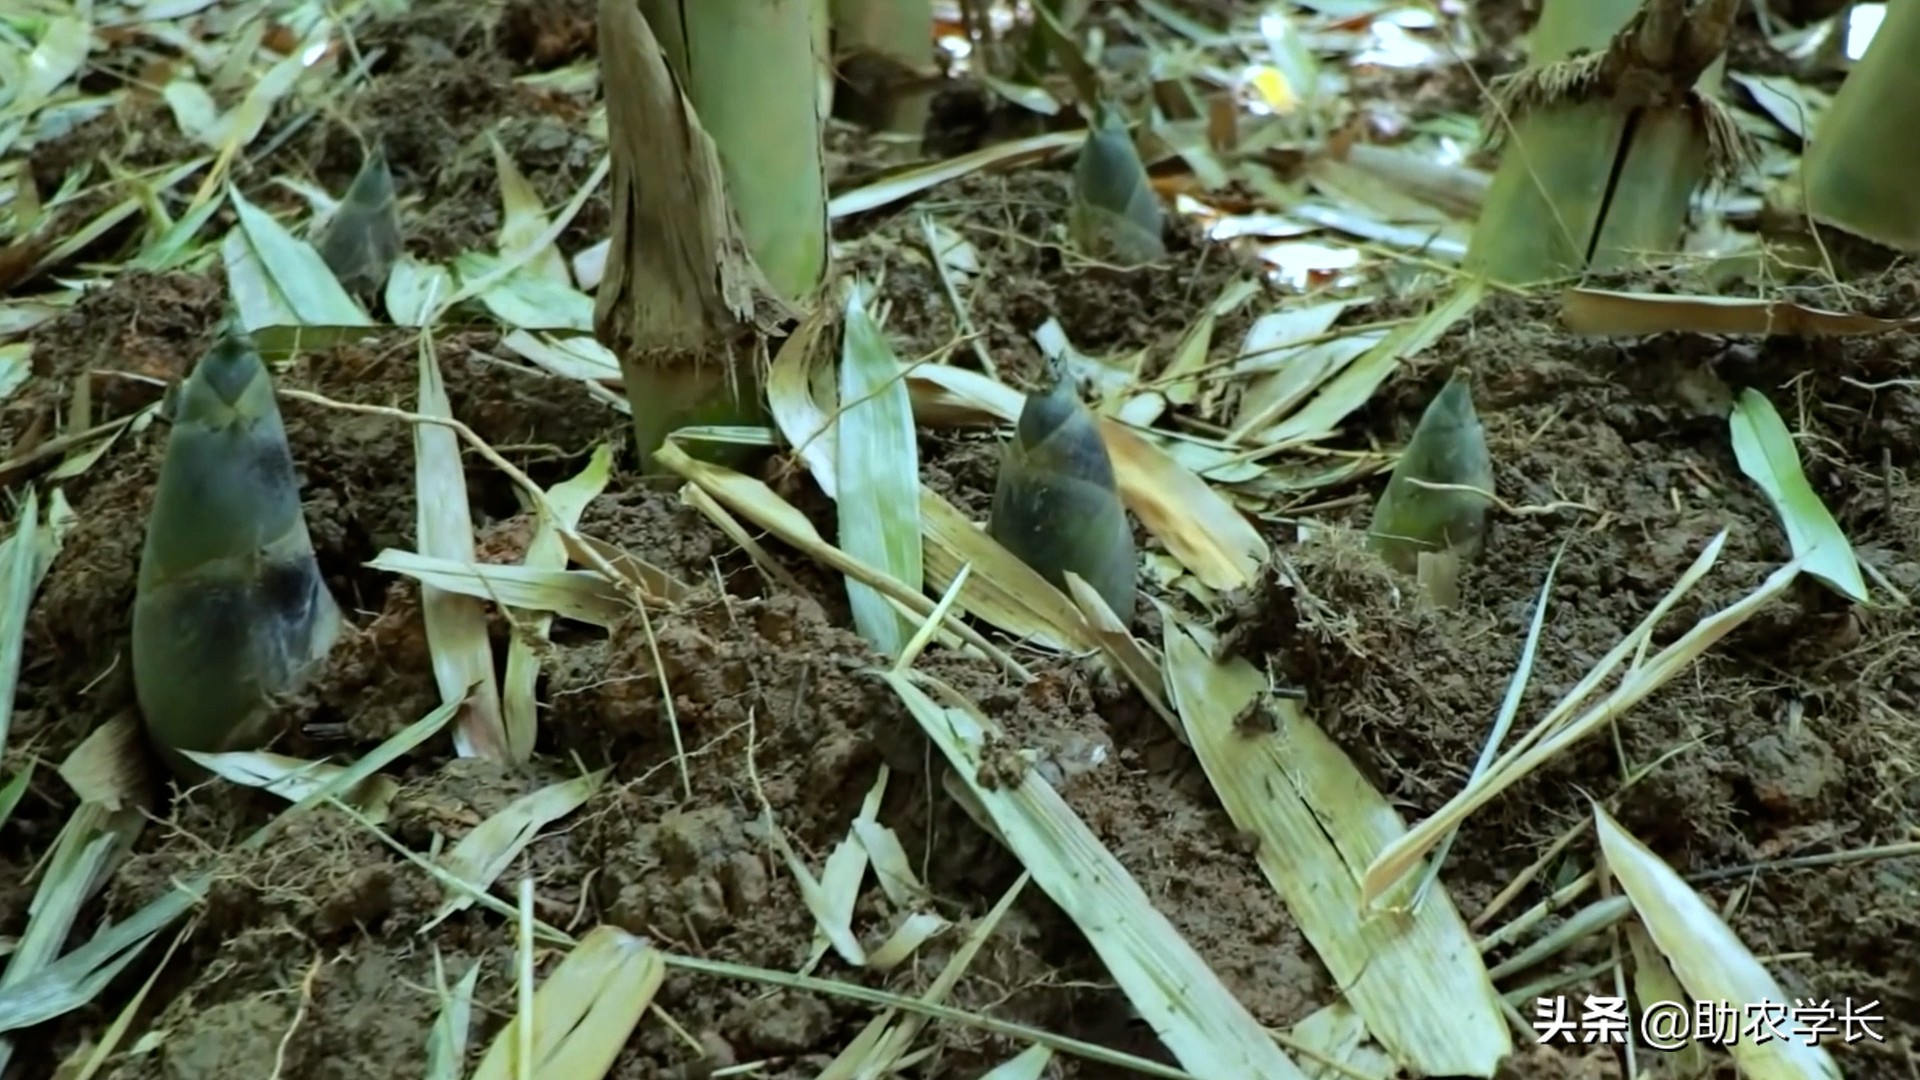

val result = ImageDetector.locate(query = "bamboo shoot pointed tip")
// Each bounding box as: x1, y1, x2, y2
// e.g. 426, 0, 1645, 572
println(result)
320, 141, 403, 296
1370, 372, 1495, 581
991, 373, 1136, 622
187, 326, 270, 414
1070, 116, 1165, 265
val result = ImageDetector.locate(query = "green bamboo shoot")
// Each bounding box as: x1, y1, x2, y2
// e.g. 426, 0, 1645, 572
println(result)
1801, 0, 1920, 250
1465, 0, 1742, 285
1070, 110, 1166, 266
639, 0, 829, 306
1369, 372, 1494, 579
317, 142, 401, 297
989, 364, 1137, 623
133, 324, 342, 759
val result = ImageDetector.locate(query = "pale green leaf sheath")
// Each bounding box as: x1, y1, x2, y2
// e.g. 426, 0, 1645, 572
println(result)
133, 326, 343, 759
989, 368, 1137, 623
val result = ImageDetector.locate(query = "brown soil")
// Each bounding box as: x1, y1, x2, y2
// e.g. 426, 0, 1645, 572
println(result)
3, 0, 1916, 1079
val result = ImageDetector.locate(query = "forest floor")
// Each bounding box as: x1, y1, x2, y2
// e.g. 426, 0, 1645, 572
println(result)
1, 0, 1917, 1078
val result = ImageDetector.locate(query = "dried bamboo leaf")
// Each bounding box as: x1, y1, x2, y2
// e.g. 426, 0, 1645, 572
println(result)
1064, 574, 1181, 736
504, 445, 615, 761
0, 717, 149, 1072
415, 334, 506, 759
1258, 278, 1483, 449
879, 670, 1310, 1078
919, 491, 1096, 652
764, 302, 841, 491
560, 532, 693, 604
1562, 288, 1917, 337
1596, 807, 1842, 1080
827, 131, 1086, 218
470, 926, 664, 1080
655, 442, 1029, 679
766, 308, 1092, 650
430, 771, 606, 925
837, 283, 923, 656
181, 750, 397, 823
0, 700, 462, 1036
1229, 301, 1377, 442
798, 769, 887, 973
370, 550, 630, 628
1162, 620, 1509, 1077
1623, 920, 1710, 1076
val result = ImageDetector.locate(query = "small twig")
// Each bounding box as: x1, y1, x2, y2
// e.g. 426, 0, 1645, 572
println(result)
1405, 477, 1599, 519
1688, 840, 1920, 885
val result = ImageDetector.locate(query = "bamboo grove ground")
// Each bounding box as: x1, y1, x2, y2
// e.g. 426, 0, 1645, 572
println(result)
2, 0, 1917, 1077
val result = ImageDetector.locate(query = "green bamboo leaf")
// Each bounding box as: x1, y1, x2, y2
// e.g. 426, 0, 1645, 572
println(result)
1729, 388, 1866, 603
9, 15, 90, 112
454, 251, 594, 332
385, 255, 456, 328
225, 186, 370, 330
424, 952, 482, 1080
837, 283, 923, 657
0, 345, 29, 402
0, 490, 39, 759
133, 193, 222, 271
980, 1044, 1054, 1080
0, 766, 30, 832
